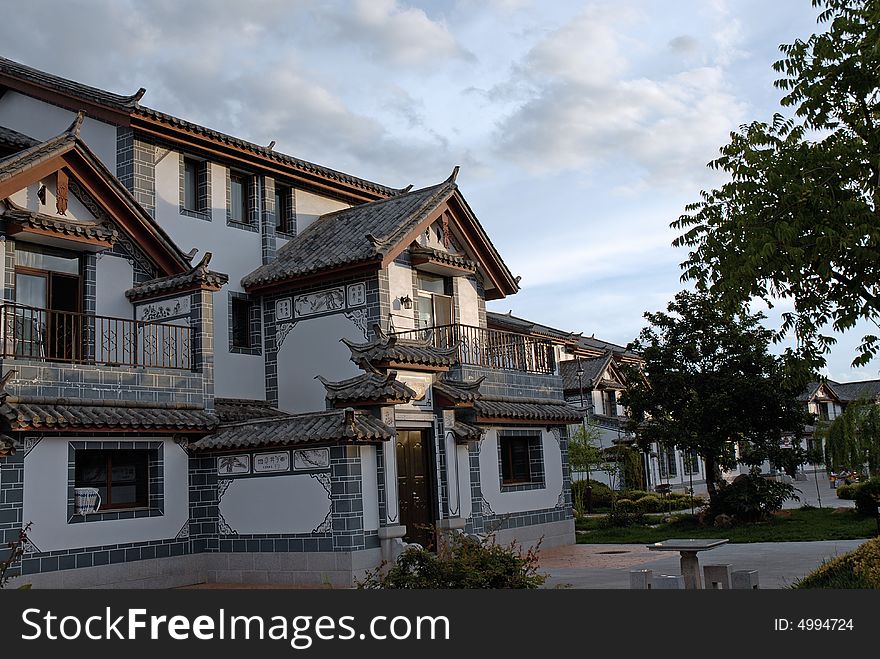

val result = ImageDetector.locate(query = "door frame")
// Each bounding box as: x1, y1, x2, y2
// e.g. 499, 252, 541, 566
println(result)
395, 425, 440, 549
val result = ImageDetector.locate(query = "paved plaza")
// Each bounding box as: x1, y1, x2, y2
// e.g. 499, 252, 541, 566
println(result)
539, 539, 867, 589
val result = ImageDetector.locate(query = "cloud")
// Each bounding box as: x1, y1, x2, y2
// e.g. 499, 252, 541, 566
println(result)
491, 7, 748, 188
668, 35, 700, 54
314, 0, 474, 67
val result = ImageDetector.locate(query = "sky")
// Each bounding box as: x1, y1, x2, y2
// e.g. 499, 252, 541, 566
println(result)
1, 0, 874, 382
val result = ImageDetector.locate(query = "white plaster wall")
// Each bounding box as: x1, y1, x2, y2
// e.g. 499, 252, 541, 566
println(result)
479, 428, 564, 514
277, 312, 365, 413
361, 446, 379, 531
294, 189, 349, 234
387, 261, 415, 330
0, 91, 117, 168
8, 174, 98, 222
153, 155, 265, 400
218, 474, 331, 534
22, 437, 189, 552
457, 445, 472, 519
456, 277, 480, 327
95, 253, 135, 319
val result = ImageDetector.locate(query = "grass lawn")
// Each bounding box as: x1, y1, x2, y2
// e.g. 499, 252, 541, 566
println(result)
575, 508, 878, 544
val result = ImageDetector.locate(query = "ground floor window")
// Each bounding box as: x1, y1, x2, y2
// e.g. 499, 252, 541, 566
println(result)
498, 431, 545, 489
658, 444, 677, 479
683, 449, 700, 475
74, 449, 149, 509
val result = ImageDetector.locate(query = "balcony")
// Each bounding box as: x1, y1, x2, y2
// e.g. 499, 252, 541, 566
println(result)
0, 303, 192, 371
390, 323, 556, 374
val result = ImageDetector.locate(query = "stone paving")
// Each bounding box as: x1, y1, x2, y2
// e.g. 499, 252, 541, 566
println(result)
539, 539, 868, 589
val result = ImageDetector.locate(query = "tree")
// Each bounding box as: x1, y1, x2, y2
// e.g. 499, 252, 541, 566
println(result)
567, 423, 605, 515
673, 0, 880, 367
821, 398, 880, 476
620, 291, 812, 505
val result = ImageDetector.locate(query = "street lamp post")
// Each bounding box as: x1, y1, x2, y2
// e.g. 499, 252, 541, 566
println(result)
576, 358, 592, 514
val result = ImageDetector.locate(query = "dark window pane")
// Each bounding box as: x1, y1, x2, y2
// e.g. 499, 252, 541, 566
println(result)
184, 159, 198, 210
275, 185, 290, 232
75, 449, 148, 509
501, 437, 532, 484
232, 298, 251, 348
231, 173, 249, 223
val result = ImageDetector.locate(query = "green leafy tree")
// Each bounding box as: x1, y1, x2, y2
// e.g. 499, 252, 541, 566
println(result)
673, 0, 880, 367
821, 398, 880, 476
621, 291, 812, 505
568, 423, 605, 515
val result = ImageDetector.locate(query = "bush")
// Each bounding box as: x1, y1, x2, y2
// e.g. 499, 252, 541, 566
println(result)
853, 478, 880, 517
635, 494, 663, 513
836, 482, 858, 500
709, 471, 798, 522
571, 479, 614, 512
599, 508, 645, 528
621, 489, 650, 501
615, 498, 639, 514
356, 532, 546, 589
792, 537, 880, 589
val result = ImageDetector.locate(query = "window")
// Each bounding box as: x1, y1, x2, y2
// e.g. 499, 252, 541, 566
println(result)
500, 436, 532, 484
683, 449, 700, 475
230, 171, 250, 223
183, 157, 200, 211
817, 402, 830, 421
416, 272, 453, 338
275, 184, 292, 233
602, 390, 618, 417
658, 445, 677, 479
75, 449, 149, 510
231, 297, 252, 348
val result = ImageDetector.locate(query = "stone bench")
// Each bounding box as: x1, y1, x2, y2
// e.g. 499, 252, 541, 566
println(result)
651, 574, 685, 589
732, 569, 760, 589
629, 569, 653, 589
703, 563, 732, 589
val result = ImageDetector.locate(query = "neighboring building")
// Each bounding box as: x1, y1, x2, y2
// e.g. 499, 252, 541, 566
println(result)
486, 311, 706, 493
0, 57, 580, 588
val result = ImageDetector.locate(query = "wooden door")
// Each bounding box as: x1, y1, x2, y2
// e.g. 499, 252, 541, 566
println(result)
396, 430, 435, 549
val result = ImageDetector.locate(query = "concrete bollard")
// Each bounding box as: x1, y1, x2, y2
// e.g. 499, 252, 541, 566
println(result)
703, 564, 732, 589
629, 569, 653, 589
651, 574, 684, 589
732, 569, 760, 589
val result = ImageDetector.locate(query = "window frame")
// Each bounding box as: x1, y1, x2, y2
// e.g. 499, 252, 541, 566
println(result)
498, 431, 545, 490
229, 170, 251, 225
231, 296, 252, 349
74, 449, 150, 510
275, 182, 293, 234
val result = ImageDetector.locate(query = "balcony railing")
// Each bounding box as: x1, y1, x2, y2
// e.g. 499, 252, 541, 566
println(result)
0, 303, 192, 370
390, 323, 556, 374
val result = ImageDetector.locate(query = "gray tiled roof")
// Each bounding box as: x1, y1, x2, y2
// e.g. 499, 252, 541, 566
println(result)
486, 311, 640, 359
409, 244, 477, 272
0, 57, 398, 198
474, 397, 583, 423
2, 199, 117, 245
318, 371, 416, 405
343, 329, 458, 370
0, 125, 38, 151
125, 252, 228, 301
214, 398, 290, 423
190, 408, 394, 451
0, 397, 218, 432
449, 420, 484, 442
433, 376, 484, 403
0, 127, 76, 185
559, 355, 612, 392
242, 177, 456, 289
827, 379, 880, 402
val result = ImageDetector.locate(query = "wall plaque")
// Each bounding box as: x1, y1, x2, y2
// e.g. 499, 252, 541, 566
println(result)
294, 287, 345, 318
217, 455, 249, 475
136, 295, 191, 322
347, 282, 366, 307
293, 448, 330, 470
275, 298, 293, 321
254, 451, 290, 473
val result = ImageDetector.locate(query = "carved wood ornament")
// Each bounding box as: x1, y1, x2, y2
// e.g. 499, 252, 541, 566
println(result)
441, 213, 450, 248
56, 169, 69, 215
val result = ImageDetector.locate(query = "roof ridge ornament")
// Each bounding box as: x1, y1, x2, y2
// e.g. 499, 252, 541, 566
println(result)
66, 110, 86, 138
446, 165, 460, 183
131, 87, 147, 105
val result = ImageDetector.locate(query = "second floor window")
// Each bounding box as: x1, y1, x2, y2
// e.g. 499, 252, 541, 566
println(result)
231, 297, 252, 348
230, 171, 251, 224
603, 390, 618, 417
818, 402, 830, 421
275, 184, 292, 233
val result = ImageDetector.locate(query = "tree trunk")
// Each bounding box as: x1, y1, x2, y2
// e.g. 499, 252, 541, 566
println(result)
703, 453, 720, 506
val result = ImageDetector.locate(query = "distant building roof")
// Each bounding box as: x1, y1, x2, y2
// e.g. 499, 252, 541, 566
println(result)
827, 379, 880, 402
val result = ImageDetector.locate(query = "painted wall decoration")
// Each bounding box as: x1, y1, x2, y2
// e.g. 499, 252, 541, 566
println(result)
275, 298, 293, 321
254, 451, 290, 473
136, 295, 191, 322
217, 455, 250, 475
347, 282, 366, 307
344, 309, 370, 339
293, 448, 330, 470
218, 473, 332, 535
294, 287, 345, 318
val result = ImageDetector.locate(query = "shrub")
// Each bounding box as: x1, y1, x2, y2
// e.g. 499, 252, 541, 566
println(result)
622, 489, 650, 501
356, 532, 546, 589
635, 494, 663, 513
599, 508, 645, 528
836, 483, 858, 500
853, 478, 880, 517
615, 498, 639, 514
792, 537, 880, 589
571, 480, 614, 513
709, 471, 798, 522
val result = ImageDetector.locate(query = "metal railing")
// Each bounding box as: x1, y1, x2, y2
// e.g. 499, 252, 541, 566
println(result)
390, 323, 556, 374
0, 303, 192, 370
